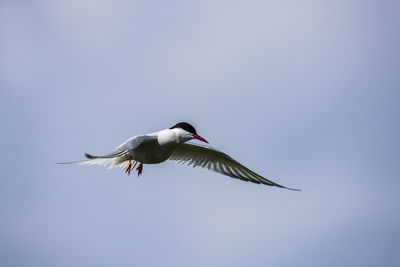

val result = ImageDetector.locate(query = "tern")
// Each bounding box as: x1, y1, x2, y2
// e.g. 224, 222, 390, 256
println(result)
60, 122, 300, 190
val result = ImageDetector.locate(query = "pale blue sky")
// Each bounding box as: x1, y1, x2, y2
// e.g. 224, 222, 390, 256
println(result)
1, 0, 399, 266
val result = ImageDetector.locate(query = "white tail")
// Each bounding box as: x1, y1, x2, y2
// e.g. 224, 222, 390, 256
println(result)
58, 154, 137, 171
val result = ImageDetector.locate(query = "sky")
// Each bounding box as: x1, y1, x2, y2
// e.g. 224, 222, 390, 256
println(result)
1, 0, 399, 266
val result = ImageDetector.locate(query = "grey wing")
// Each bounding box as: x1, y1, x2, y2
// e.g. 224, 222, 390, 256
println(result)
85, 135, 155, 159
168, 143, 300, 191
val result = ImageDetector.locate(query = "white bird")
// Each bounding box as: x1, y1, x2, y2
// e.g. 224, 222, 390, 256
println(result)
60, 122, 300, 190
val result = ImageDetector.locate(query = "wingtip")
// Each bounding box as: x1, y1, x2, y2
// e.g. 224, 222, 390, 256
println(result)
283, 186, 302, 191
273, 183, 301, 191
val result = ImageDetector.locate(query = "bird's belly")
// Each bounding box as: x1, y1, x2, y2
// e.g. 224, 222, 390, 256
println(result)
132, 142, 174, 164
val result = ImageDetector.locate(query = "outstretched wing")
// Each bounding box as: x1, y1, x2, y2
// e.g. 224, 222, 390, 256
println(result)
167, 143, 300, 190
58, 135, 155, 170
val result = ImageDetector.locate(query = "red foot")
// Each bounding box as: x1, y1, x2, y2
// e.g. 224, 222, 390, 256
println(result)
125, 156, 132, 175
136, 163, 143, 177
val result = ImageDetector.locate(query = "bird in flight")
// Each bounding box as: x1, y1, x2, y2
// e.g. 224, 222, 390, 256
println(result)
60, 122, 300, 190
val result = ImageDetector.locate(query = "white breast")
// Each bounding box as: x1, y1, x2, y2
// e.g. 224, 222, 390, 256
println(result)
129, 129, 178, 164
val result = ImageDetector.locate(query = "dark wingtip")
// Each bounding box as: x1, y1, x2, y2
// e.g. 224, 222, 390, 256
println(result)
84, 153, 96, 159
281, 186, 302, 191
272, 183, 301, 191
286, 187, 302, 191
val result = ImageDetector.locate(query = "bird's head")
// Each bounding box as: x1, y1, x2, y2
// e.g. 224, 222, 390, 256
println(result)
169, 122, 208, 144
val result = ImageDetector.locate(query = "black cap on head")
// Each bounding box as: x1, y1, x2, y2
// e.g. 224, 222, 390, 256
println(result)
170, 122, 197, 135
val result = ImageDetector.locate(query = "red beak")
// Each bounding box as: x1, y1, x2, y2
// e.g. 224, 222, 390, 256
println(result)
193, 135, 209, 143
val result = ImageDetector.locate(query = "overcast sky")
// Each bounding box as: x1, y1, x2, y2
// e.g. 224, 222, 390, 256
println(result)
1, 0, 399, 266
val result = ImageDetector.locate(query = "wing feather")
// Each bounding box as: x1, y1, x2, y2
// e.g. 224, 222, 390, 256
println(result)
168, 143, 300, 190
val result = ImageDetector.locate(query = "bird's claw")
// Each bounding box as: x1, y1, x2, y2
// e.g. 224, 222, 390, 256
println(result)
136, 163, 143, 177
125, 156, 132, 175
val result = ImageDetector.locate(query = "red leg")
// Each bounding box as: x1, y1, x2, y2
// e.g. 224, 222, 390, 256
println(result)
125, 156, 132, 175
136, 163, 143, 177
